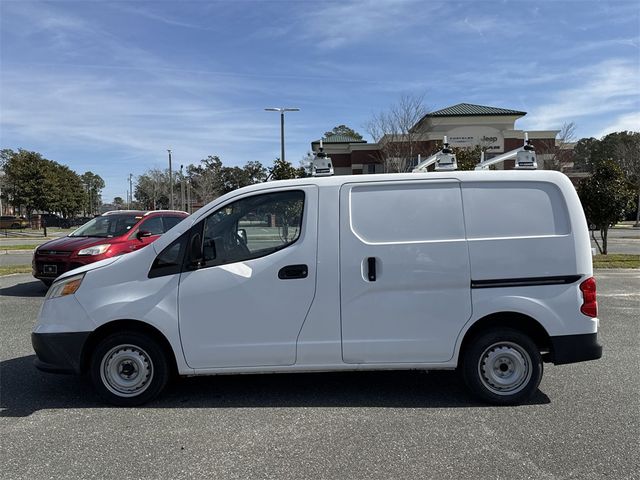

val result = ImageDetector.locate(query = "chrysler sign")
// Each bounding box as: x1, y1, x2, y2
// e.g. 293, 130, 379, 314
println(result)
447, 127, 504, 152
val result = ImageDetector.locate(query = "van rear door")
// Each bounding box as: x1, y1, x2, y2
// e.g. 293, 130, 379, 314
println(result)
339, 179, 472, 364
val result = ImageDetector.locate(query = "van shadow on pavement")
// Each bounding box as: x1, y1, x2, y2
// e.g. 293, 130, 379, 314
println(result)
0, 280, 47, 298
0, 355, 550, 416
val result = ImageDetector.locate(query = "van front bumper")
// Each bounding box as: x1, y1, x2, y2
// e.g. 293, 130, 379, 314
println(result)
549, 333, 602, 365
32, 332, 90, 374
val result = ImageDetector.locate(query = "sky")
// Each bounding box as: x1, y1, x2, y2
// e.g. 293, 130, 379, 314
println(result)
1, 0, 639, 202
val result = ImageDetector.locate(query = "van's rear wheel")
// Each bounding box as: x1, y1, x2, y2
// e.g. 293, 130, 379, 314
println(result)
462, 328, 542, 405
89, 332, 169, 406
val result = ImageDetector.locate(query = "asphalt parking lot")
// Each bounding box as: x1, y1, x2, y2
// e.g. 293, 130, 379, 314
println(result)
1, 271, 639, 480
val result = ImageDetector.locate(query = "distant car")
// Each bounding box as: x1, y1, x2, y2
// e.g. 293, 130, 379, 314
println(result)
33, 210, 188, 286
40, 214, 70, 228
0, 215, 29, 229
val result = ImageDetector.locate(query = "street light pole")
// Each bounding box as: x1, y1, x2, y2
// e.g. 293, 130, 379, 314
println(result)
265, 107, 299, 163
168, 149, 174, 210
187, 182, 191, 214
180, 165, 185, 212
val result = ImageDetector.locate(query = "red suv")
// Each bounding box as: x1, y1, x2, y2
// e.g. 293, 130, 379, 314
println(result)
33, 210, 188, 286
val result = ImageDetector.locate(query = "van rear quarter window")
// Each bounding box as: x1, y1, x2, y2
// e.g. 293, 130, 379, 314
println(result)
348, 182, 465, 243
462, 181, 571, 238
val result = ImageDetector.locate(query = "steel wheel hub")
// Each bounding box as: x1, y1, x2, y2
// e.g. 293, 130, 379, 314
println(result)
479, 342, 532, 396
100, 344, 153, 398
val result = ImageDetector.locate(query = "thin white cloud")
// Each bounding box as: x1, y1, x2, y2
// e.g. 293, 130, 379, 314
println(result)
297, 0, 442, 49
105, 3, 211, 31
0, 67, 277, 162
455, 16, 500, 37
596, 112, 640, 138
558, 37, 639, 57
522, 59, 640, 130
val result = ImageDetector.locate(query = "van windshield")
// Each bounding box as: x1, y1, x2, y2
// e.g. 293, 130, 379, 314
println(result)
69, 214, 141, 238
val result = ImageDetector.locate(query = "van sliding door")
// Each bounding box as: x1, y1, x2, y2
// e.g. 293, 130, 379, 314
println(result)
339, 180, 472, 364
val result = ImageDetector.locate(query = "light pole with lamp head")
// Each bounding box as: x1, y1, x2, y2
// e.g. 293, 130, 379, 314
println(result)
264, 107, 299, 163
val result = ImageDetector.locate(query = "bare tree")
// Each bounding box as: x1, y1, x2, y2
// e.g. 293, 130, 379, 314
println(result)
135, 169, 171, 210
544, 122, 577, 171
186, 156, 223, 204
366, 94, 430, 173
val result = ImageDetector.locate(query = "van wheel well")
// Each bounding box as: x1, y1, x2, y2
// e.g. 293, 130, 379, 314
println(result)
459, 312, 551, 366
81, 320, 178, 376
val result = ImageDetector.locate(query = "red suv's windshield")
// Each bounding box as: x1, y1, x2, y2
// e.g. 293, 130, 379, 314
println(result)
69, 214, 141, 238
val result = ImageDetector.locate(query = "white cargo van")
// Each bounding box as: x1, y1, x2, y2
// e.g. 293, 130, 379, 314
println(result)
32, 171, 601, 406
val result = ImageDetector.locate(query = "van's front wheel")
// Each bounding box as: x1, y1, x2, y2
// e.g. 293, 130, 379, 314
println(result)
89, 332, 169, 406
462, 328, 542, 405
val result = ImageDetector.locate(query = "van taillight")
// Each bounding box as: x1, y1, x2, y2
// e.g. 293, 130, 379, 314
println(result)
579, 277, 598, 317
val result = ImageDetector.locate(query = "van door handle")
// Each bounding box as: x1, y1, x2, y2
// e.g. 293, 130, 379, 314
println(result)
278, 264, 308, 280
367, 257, 376, 281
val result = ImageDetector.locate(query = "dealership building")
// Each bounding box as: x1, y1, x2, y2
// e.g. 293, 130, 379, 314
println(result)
310, 103, 560, 175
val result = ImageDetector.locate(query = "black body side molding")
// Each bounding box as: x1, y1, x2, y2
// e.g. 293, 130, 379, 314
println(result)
471, 275, 582, 289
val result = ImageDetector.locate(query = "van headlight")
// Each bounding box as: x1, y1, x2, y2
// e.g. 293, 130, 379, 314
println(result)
47, 273, 85, 299
78, 244, 110, 256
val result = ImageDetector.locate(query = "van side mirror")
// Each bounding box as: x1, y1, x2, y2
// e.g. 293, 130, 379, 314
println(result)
189, 233, 204, 267
136, 230, 152, 240
237, 228, 247, 243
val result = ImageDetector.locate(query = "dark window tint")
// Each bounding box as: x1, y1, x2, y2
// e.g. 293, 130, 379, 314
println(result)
163, 216, 183, 232
140, 216, 164, 235
148, 231, 189, 278
199, 190, 304, 267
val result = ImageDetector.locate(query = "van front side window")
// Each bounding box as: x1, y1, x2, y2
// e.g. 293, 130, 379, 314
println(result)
201, 190, 304, 266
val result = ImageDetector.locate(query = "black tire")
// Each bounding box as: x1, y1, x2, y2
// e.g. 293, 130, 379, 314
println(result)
461, 328, 543, 405
89, 331, 169, 407
11, 223, 20, 229
41, 279, 53, 288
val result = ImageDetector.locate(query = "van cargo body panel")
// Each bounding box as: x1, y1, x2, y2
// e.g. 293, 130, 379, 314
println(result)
468, 280, 598, 337
467, 236, 578, 280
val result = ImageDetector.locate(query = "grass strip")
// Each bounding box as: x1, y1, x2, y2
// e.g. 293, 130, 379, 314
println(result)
593, 254, 640, 269
0, 265, 32, 276
0, 245, 37, 250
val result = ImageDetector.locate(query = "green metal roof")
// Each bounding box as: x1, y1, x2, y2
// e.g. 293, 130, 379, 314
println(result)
312, 134, 367, 144
428, 103, 527, 117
